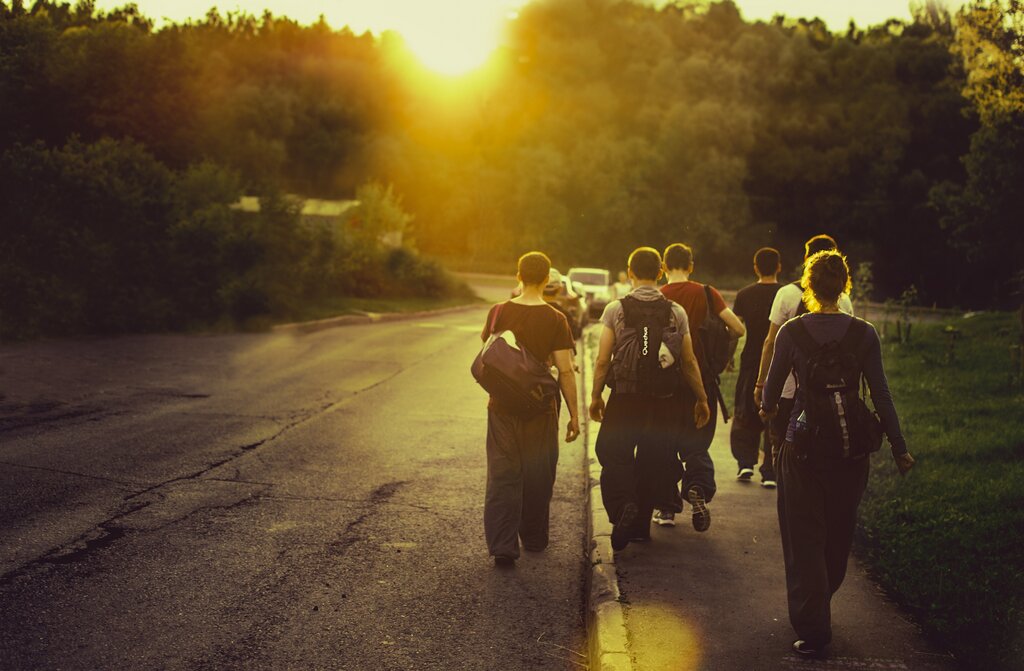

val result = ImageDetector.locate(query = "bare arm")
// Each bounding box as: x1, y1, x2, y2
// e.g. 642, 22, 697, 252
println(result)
719, 307, 745, 338
754, 321, 782, 407
553, 348, 580, 442
589, 326, 616, 422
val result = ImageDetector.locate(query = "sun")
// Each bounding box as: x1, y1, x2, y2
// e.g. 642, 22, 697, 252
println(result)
388, 3, 509, 76
402, 25, 500, 76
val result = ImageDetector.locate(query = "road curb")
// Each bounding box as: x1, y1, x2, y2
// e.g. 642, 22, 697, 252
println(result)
581, 328, 634, 671
270, 302, 484, 335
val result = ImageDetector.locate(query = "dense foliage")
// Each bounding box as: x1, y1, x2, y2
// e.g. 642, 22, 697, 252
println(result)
1, 0, 1021, 338
392, 0, 1023, 308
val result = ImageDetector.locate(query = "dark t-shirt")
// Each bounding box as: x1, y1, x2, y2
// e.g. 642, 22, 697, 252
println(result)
660, 281, 727, 365
733, 282, 782, 368
481, 301, 575, 414
481, 301, 575, 363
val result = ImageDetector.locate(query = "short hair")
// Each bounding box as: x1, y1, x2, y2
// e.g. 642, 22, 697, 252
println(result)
754, 247, 780, 276
801, 250, 852, 311
804, 234, 838, 259
663, 243, 693, 271
628, 247, 662, 281
518, 251, 551, 285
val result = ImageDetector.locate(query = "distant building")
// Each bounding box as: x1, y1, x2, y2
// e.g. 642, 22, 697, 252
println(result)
231, 196, 404, 248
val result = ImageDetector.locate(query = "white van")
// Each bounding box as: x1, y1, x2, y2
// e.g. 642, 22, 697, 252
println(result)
567, 267, 612, 317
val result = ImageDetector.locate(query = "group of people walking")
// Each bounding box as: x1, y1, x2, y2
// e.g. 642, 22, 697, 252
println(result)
476, 235, 915, 659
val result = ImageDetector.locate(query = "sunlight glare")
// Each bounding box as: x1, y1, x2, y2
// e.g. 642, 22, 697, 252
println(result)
389, 2, 508, 76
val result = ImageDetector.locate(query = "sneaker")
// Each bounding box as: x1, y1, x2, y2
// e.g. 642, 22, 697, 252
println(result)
688, 487, 711, 532
736, 468, 754, 482
792, 640, 826, 658
653, 510, 676, 527
611, 502, 638, 551
493, 556, 516, 568
761, 479, 777, 489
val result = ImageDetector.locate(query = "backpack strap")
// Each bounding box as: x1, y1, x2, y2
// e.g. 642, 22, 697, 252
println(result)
838, 318, 868, 354
621, 294, 671, 326
703, 284, 715, 314
787, 315, 819, 356
620, 294, 638, 325
791, 281, 810, 316
788, 314, 867, 356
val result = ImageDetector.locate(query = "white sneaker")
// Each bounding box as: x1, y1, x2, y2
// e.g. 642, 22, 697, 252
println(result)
761, 479, 777, 489
736, 468, 754, 482
653, 510, 676, 527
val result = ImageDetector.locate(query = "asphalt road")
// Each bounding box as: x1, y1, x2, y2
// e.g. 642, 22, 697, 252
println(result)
0, 303, 589, 670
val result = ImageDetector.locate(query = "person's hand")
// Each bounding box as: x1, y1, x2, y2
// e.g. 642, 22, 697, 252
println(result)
753, 385, 764, 408
589, 397, 606, 423
694, 399, 711, 429
565, 416, 580, 442
759, 406, 777, 422
896, 452, 915, 476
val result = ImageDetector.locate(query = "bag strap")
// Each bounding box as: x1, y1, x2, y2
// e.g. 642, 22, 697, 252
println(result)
487, 302, 505, 337
792, 281, 809, 316
838, 318, 868, 353
703, 284, 715, 317
787, 316, 819, 356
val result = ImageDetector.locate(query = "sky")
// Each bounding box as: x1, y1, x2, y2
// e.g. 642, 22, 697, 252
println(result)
94, 0, 962, 73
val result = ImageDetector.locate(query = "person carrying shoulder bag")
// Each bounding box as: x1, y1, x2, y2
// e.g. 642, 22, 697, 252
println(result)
476, 251, 580, 567
759, 250, 915, 659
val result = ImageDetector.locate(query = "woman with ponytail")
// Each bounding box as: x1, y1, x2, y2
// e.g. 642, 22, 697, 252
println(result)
759, 250, 915, 658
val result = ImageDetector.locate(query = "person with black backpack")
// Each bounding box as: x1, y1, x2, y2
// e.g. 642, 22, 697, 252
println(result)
759, 250, 915, 659
754, 235, 853, 483
590, 247, 711, 551
652, 243, 745, 531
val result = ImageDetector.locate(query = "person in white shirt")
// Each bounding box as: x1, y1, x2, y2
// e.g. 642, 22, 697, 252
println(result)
754, 235, 854, 462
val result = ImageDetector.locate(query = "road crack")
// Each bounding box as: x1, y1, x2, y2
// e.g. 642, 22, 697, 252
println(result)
0, 461, 139, 487
326, 481, 409, 558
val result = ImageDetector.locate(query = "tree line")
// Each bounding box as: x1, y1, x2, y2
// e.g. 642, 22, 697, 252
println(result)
0, 0, 1021, 338
400, 0, 1022, 308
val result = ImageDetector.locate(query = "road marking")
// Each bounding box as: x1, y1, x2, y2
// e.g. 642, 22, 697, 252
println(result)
414, 322, 447, 329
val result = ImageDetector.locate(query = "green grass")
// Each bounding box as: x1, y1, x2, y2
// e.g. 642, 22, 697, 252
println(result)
857, 312, 1024, 670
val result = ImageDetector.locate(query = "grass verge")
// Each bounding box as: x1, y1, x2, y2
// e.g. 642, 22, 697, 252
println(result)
857, 312, 1024, 670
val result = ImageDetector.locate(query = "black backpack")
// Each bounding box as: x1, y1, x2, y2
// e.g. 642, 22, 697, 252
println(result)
698, 284, 731, 377
789, 316, 883, 459
608, 296, 682, 398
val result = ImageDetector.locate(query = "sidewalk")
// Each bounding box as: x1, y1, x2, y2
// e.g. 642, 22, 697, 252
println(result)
583, 375, 956, 669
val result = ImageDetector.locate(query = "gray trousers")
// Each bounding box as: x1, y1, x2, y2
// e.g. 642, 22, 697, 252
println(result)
776, 442, 869, 645
484, 407, 559, 559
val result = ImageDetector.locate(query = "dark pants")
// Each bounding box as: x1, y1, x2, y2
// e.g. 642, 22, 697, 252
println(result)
594, 393, 684, 527
730, 362, 774, 479
484, 407, 559, 559
769, 396, 796, 463
776, 442, 869, 646
672, 381, 718, 504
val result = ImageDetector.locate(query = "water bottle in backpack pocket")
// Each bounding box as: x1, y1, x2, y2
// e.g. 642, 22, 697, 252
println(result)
789, 316, 884, 460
